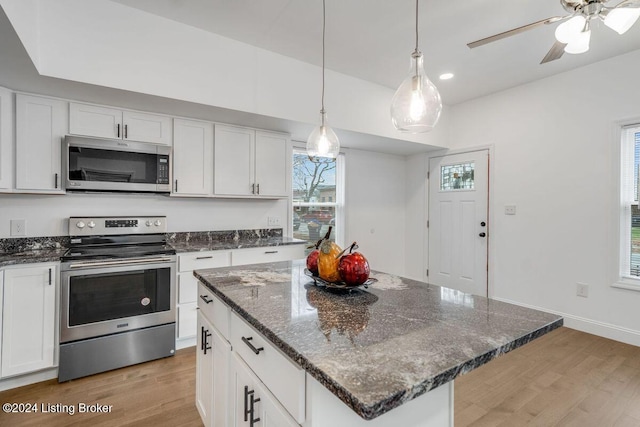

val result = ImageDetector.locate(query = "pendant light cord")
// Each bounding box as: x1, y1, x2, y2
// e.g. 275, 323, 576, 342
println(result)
415, 0, 419, 53
321, 0, 326, 119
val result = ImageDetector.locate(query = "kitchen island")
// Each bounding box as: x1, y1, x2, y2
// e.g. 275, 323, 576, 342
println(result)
194, 260, 562, 426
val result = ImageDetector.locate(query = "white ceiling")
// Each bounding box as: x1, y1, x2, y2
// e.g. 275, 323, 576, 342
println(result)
111, 0, 640, 105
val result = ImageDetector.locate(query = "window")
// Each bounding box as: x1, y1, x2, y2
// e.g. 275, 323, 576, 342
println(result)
292, 147, 344, 254
619, 125, 640, 285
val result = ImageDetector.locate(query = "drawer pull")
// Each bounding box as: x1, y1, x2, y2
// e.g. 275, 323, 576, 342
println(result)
242, 336, 264, 355
199, 295, 213, 304
196, 255, 214, 260
264, 250, 278, 254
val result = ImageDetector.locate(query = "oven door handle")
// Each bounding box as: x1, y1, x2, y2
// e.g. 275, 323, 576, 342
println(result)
67, 257, 174, 269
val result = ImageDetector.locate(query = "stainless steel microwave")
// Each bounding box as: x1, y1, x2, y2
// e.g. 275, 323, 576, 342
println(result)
63, 136, 171, 193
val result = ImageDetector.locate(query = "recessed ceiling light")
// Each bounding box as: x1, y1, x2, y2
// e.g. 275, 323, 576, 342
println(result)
439, 73, 454, 80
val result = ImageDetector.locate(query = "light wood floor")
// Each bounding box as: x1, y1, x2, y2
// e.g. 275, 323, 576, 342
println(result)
1, 328, 639, 426
0, 348, 203, 427
455, 327, 640, 426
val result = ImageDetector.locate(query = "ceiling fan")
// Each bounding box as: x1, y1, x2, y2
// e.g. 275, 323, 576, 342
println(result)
467, 0, 640, 64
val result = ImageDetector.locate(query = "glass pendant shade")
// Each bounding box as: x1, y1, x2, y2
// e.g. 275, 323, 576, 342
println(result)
307, 110, 339, 159
604, 7, 640, 35
391, 52, 442, 133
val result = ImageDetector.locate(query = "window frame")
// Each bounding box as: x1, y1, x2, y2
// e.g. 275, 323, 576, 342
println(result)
291, 143, 345, 249
614, 123, 640, 291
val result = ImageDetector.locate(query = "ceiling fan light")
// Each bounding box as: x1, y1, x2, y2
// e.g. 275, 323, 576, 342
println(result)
391, 52, 442, 133
564, 29, 591, 54
604, 7, 640, 35
555, 15, 586, 43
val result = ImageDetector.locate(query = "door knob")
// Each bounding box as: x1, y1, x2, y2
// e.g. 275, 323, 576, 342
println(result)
480, 221, 486, 227
479, 232, 486, 237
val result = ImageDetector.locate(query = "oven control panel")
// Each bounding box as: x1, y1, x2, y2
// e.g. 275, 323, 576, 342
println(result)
69, 216, 167, 236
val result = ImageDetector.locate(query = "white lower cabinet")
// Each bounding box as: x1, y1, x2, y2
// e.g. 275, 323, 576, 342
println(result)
231, 352, 299, 427
196, 310, 231, 427
231, 245, 305, 267
1, 263, 57, 378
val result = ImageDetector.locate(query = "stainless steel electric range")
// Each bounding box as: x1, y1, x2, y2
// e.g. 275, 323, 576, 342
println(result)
58, 216, 176, 382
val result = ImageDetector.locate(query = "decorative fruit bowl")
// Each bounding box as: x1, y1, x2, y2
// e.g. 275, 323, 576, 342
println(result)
304, 269, 377, 291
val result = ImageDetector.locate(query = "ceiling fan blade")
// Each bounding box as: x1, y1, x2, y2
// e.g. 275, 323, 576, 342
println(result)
468, 16, 567, 49
540, 41, 567, 64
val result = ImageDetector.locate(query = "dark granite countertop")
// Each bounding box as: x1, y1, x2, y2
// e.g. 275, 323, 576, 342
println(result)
0, 229, 304, 267
194, 260, 563, 421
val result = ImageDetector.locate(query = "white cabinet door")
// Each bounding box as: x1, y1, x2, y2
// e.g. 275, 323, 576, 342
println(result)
173, 118, 213, 196
214, 125, 255, 196
0, 87, 13, 190
69, 102, 172, 145
231, 353, 298, 427
1, 264, 57, 378
69, 102, 122, 139
197, 311, 231, 427
15, 94, 67, 193
123, 110, 172, 145
255, 131, 289, 197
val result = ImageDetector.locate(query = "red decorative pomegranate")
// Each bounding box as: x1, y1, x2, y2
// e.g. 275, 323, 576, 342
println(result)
337, 242, 370, 286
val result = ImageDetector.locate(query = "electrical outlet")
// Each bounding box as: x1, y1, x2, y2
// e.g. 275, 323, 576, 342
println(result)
505, 205, 517, 215
10, 219, 26, 236
576, 283, 589, 298
267, 217, 281, 227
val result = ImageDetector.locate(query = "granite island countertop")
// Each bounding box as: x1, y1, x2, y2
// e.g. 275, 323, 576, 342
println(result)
194, 260, 563, 421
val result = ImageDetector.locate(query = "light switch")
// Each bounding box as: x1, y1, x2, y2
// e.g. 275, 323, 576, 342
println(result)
505, 205, 516, 215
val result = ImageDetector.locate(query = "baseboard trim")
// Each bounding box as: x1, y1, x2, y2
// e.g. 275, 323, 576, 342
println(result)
492, 297, 640, 347
0, 368, 58, 392
176, 336, 196, 350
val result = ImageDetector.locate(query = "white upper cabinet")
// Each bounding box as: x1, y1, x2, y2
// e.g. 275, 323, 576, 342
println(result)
214, 125, 254, 196
173, 118, 214, 196
69, 102, 172, 145
0, 87, 13, 191
255, 131, 289, 197
15, 94, 67, 193
1, 264, 57, 378
214, 125, 288, 198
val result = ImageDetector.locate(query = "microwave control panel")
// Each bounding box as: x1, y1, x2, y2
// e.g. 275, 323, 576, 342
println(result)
157, 156, 170, 184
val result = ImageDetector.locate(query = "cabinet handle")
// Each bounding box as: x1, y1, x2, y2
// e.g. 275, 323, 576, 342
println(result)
196, 255, 213, 260
174, 179, 178, 192
200, 326, 205, 351
264, 250, 278, 254
54, 173, 59, 189
244, 386, 253, 422
199, 294, 213, 304
117, 123, 120, 138
252, 183, 255, 194
256, 183, 260, 195
250, 393, 261, 427
124, 124, 128, 139
200, 326, 212, 354
242, 336, 264, 355
48, 268, 52, 285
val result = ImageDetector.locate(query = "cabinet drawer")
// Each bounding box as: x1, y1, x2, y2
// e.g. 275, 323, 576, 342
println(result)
178, 303, 198, 338
178, 251, 231, 272
231, 245, 305, 266
197, 283, 230, 341
178, 273, 198, 304
230, 312, 305, 423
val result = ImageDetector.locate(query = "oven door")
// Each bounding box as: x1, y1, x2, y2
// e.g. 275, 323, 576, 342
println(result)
60, 257, 176, 343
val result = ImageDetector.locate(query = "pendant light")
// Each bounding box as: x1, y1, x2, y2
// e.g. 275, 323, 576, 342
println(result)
307, 0, 339, 159
391, 0, 442, 133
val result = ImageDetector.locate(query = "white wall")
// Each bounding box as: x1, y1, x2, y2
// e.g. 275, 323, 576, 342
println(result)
0, 193, 288, 238
427, 49, 640, 345
0, 0, 438, 149
345, 149, 407, 276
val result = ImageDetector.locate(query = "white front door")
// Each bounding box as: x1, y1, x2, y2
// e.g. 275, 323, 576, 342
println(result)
428, 150, 489, 296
